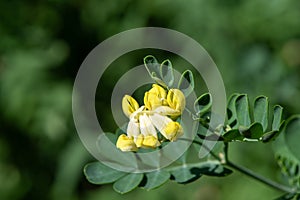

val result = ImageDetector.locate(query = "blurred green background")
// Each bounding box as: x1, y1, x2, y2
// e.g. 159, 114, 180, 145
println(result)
1, 0, 300, 199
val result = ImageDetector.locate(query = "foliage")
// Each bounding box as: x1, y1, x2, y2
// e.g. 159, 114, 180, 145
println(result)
84, 56, 300, 199
1, 0, 300, 200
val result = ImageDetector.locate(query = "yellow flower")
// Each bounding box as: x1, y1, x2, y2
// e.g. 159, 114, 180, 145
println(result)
144, 84, 168, 110
117, 85, 185, 152
162, 121, 183, 142
149, 113, 183, 142
143, 135, 161, 148
167, 89, 186, 113
116, 134, 138, 151
135, 134, 144, 148
139, 113, 160, 148
122, 95, 139, 118
126, 118, 140, 139
152, 105, 181, 119
135, 134, 160, 148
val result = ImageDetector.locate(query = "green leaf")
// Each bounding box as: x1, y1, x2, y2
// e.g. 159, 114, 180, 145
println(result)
285, 116, 300, 161
170, 165, 201, 184
235, 94, 251, 127
227, 93, 239, 128
160, 59, 174, 88
142, 170, 170, 191
106, 132, 119, 144
225, 94, 286, 143
113, 173, 144, 194
178, 70, 194, 97
223, 129, 243, 142
239, 123, 264, 139
191, 163, 233, 177
262, 120, 285, 143
144, 55, 159, 76
169, 161, 231, 184
273, 121, 300, 188
254, 96, 269, 132
194, 93, 212, 116
262, 106, 284, 142
275, 193, 300, 200
84, 162, 127, 184
273, 105, 284, 131
262, 130, 281, 143
144, 55, 167, 88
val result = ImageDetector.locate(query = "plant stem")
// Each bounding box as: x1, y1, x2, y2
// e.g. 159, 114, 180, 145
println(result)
178, 138, 221, 161
182, 137, 298, 194
223, 142, 297, 194
225, 160, 296, 194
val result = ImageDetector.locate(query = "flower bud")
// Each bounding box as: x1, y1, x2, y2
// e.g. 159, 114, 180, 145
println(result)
122, 95, 139, 118
167, 89, 185, 114
142, 135, 160, 148
162, 121, 183, 141
144, 84, 167, 110
116, 134, 138, 151
149, 113, 184, 141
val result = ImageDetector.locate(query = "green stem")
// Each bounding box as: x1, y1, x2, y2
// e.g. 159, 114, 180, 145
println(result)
182, 136, 298, 194
178, 138, 221, 161
225, 160, 296, 194
223, 142, 297, 194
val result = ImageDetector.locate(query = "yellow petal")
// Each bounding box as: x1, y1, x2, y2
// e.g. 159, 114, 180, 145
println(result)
149, 113, 172, 135
116, 134, 138, 151
153, 106, 181, 119
152, 84, 167, 98
167, 89, 185, 114
135, 134, 144, 148
142, 135, 160, 148
162, 121, 183, 141
122, 95, 139, 118
144, 84, 167, 110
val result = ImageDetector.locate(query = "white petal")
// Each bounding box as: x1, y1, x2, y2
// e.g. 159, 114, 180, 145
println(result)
127, 118, 140, 138
139, 113, 157, 137
130, 106, 145, 121
149, 113, 172, 138
153, 106, 180, 116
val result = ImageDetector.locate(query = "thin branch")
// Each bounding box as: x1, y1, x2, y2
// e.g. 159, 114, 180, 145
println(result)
197, 133, 224, 141
225, 160, 297, 194
178, 138, 221, 161
179, 136, 299, 194
224, 142, 298, 194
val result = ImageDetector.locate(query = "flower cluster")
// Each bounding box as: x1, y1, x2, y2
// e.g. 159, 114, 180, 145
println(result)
116, 84, 186, 152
